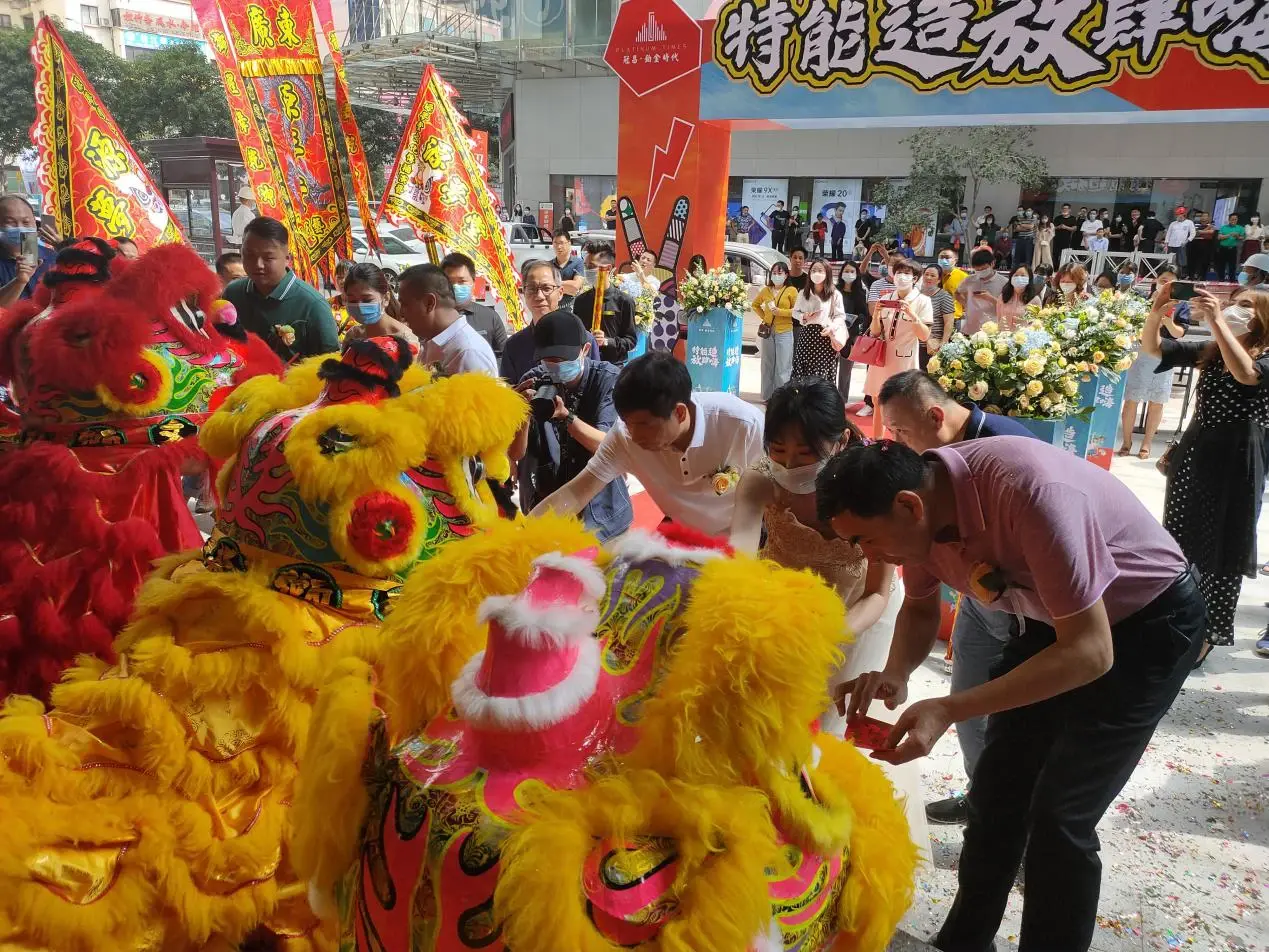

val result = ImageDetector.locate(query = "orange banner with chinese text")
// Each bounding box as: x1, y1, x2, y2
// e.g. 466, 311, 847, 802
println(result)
30, 17, 184, 249
377, 65, 522, 328
192, 0, 352, 281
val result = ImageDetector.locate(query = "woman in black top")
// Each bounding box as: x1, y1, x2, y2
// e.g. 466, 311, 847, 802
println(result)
834, 260, 870, 403
1143, 285, 1269, 663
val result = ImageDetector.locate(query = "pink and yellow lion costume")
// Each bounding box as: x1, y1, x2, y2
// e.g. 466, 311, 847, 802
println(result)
294, 520, 919, 952
0, 338, 525, 951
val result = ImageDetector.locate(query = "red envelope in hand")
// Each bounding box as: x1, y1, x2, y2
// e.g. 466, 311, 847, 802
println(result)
845, 714, 892, 751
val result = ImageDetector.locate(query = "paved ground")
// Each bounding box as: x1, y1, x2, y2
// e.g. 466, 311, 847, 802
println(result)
739, 355, 1269, 952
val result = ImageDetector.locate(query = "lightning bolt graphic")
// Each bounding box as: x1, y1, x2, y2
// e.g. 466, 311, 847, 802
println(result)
646, 118, 694, 215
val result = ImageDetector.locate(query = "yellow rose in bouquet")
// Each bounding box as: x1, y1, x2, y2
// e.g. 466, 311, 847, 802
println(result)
974, 348, 994, 368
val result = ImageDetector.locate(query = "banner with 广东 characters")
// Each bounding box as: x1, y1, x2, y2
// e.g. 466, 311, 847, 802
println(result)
191, 0, 357, 280
31, 17, 184, 249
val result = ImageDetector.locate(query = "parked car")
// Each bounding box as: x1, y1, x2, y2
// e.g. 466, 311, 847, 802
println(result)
350, 231, 431, 287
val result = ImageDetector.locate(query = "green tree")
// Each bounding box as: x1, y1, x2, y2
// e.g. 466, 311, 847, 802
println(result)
113, 44, 232, 154
0, 25, 123, 168
875, 126, 1049, 239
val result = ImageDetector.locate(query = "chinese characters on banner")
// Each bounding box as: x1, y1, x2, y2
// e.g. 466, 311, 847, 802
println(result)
191, 0, 355, 281
311, 0, 382, 252
378, 65, 522, 327
30, 17, 184, 248
715, 0, 1269, 94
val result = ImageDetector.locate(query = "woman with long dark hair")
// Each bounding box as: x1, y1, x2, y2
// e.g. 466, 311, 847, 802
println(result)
1142, 286, 1269, 664
791, 256, 846, 383
729, 377, 925, 850
995, 263, 1039, 330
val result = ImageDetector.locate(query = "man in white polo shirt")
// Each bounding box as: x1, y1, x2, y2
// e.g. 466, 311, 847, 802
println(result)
397, 263, 498, 376
532, 352, 763, 536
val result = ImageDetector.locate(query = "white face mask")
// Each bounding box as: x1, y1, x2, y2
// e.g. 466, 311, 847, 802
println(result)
893, 273, 913, 292
768, 457, 826, 495
810, 270, 827, 284
771, 273, 786, 287
1223, 304, 1251, 334
840, 271, 856, 284
1060, 282, 1077, 294
1011, 275, 1030, 289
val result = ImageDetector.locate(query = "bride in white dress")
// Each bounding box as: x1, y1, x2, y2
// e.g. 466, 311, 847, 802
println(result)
730, 377, 930, 862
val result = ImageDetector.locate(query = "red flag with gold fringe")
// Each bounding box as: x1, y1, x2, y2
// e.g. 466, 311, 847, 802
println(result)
312, 0, 382, 253
191, 0, 353, 282
31, 17, 184, 249
377, 65, 522, 328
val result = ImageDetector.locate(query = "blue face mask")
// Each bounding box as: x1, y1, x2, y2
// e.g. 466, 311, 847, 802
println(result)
1237, 270, 1250, 286
348, 301, 382, 325
1117, 273, 1133, 286
452, 283, 473, 304
546, 357, 584, 384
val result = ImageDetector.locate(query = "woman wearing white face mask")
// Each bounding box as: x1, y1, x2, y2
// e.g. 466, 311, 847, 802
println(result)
1142, 286, 1269, 665
1243, 213, 1265, 263
753, 261, 798, 400
994, 263, 1040, 331
864, 258, 932, 440
729, 378, 927, 851
791, 256, 847, 384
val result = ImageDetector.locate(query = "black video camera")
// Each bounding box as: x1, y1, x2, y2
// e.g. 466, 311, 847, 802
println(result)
528, 376, 558, 423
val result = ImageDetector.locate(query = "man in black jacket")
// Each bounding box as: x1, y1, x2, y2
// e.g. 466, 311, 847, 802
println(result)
572, 239, 637, 365
442, 251, 508, 362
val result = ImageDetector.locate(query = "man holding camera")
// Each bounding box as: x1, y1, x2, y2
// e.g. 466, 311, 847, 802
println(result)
510, 309, 631, 540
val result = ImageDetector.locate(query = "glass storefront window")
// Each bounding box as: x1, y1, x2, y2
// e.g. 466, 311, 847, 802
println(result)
1020, 177, 1262, 226
548, 174, 617, 231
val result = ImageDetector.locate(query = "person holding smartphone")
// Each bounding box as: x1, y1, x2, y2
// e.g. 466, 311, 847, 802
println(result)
1142, 282, 1269, 666
0, 196, 57, 308
864, 257, 932, 440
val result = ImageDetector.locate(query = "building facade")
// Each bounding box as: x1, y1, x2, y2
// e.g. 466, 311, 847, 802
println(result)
503, 0, 1269, 239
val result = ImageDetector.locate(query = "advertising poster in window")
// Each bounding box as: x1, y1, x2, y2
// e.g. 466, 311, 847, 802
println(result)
738, 178, 787, 247
811, 178, 861, 254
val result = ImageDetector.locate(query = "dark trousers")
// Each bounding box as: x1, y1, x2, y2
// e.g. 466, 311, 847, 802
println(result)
831, 237, 844, 259
813, 237, 825, 255
1188, 240, 1214, 279
1215, 244, 1240, 282
935, 568, 1205, 952
1011, 236, 1033, 269
836, 352, 854, 403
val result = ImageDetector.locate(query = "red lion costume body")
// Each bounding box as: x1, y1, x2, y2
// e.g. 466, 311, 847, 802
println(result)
0, 240, 280, 698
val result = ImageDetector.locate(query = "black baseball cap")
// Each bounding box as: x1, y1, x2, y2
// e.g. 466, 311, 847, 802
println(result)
533, 309, 589, 360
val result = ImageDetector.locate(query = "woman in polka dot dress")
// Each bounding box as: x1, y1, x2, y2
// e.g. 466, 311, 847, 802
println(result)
791, 258, 846, 385
1143, 285, 1269, 664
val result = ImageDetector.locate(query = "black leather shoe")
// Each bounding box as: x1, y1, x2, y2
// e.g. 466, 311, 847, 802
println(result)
925, 794, 969, 825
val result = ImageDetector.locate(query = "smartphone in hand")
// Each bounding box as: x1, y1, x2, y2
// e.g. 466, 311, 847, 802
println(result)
1169, 281, 1198, 301
19, 230, 38, 266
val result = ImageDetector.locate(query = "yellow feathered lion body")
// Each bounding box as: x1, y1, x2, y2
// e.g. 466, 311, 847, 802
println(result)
294, 524, 918, 952
0, 339, 526, 952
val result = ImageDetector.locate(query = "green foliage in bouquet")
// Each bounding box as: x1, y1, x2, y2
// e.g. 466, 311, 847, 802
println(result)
679, 266, 749, 318
928, 290, 1152, 419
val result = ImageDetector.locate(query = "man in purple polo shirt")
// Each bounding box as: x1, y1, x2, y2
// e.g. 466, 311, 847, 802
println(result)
816, 437, 1204, 952
878, 370, 1036, 826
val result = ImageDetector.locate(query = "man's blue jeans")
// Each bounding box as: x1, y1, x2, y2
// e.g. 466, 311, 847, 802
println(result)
950, 596, 1016, 781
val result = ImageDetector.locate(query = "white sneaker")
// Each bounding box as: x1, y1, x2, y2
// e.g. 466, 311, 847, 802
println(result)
857, 405, 873, 417
846, 400, 865, 412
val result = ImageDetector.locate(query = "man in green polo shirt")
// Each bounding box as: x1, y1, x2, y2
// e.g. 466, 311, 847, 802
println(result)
223, 216, 341, 362
1216, 212, 1246, 282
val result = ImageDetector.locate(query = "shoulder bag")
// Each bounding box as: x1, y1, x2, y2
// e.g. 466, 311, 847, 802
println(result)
848, 302, 897, 367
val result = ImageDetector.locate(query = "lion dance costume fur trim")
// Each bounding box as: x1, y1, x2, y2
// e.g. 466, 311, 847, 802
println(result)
0, 240, 280, 699
293, 517, 918, 952
0, 337, 526, 951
